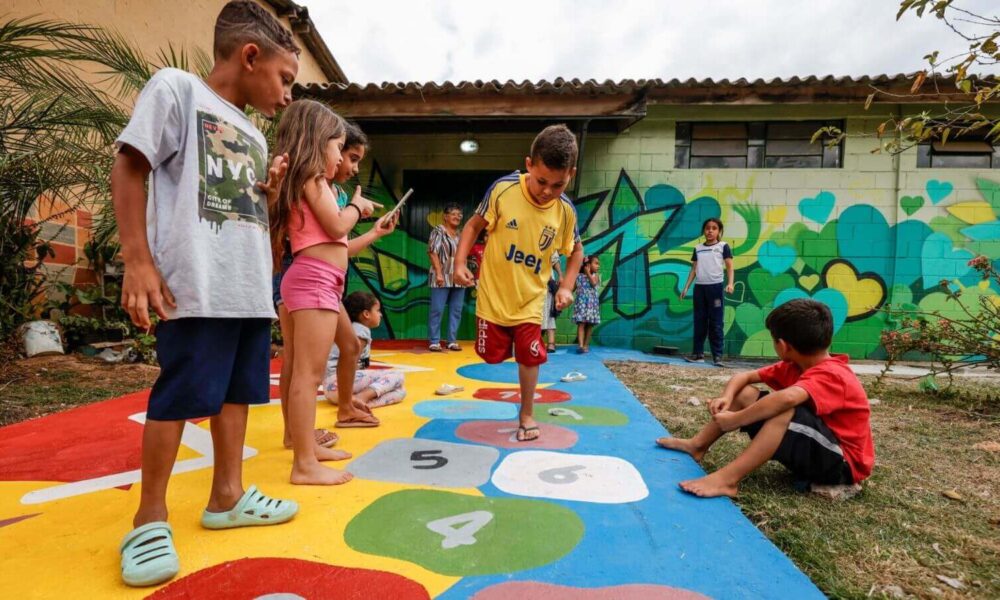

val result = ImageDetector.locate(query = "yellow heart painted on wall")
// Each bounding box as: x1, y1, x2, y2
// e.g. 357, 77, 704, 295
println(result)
799, 274, 820, 291
823, 261, 887, 319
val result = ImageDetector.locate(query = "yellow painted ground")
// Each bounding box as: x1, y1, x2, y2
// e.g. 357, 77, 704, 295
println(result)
0, 347, 496, 599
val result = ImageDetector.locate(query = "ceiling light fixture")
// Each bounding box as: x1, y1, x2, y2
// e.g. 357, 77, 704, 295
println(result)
459, 138, 479, 154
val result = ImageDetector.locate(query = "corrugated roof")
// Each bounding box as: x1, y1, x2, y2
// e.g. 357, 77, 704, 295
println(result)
298, 73, 964, 97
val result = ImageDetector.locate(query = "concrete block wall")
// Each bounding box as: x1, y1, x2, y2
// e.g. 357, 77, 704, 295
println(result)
347, 107, 1000, 358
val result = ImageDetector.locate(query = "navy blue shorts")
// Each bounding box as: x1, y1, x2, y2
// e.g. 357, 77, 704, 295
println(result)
147, 318, 271, 421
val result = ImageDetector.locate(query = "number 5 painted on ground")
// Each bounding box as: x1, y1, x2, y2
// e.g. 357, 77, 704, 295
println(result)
411, 449, 448, 469
426, 511, 494, 549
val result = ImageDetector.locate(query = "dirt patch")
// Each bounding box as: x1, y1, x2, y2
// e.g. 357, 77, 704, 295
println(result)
0, 353, 159, 426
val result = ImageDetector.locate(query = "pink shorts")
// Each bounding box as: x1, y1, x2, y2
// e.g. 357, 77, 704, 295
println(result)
280, 255, 346, 313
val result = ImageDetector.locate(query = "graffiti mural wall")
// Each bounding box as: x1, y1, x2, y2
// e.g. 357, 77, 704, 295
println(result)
344, 124, 1000, 359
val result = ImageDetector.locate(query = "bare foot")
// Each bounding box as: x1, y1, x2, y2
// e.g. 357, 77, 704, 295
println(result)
315, 446, 352, 461
656, 436, 707, 462
290, 463, 354, 486
678, 472, 738, 498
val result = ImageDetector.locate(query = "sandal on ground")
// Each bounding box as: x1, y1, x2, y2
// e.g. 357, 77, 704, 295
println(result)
560, 371, 587, 382
447, 342, 461, 351
201, 485, 298, 530
428, 343, 443, 352
120, 521, 179, 587
546, 344, 557, 352
434, 383, 464, 395
335, 413, 380, 428
517, 425, 541, 442
315, 429, 338, 448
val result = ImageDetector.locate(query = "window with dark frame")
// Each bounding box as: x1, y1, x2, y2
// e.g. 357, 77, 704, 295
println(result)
674, 121, 843, 169
916, 133, 1000, 168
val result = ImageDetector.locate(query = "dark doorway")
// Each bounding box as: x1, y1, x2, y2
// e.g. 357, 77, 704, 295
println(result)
401, 169, 513, 241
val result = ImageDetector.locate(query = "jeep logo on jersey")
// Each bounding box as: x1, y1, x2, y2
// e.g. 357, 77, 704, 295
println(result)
538, 225, 556, 252
504, 244, 544, 275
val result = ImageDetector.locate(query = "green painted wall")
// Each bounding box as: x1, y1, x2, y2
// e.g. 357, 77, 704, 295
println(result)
344, 105, 1000, 359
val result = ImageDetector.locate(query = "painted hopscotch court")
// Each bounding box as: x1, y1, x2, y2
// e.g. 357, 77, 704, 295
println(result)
0, 344, 824, 599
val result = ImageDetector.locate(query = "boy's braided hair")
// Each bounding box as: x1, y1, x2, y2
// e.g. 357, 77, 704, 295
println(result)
214, 0, 300, 59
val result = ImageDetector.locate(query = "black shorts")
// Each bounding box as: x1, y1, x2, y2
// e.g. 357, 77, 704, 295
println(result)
147, 318, 271, 421
741, 391, 854, 485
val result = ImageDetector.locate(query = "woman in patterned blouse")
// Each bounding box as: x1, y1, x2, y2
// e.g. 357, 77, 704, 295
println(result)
427, 203, 467, 351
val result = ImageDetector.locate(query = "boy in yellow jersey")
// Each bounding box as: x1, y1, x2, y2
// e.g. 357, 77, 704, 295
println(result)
454, 125, 585, 441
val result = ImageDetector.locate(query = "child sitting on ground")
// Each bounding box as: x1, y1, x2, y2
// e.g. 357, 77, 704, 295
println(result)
324, 291, 406, 409
657, 298, 875, 498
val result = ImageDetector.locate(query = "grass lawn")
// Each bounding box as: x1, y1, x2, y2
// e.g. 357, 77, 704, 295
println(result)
609, 361, 1000, 600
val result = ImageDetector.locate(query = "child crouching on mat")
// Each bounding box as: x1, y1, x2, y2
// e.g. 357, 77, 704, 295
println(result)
324, 291, 406, 409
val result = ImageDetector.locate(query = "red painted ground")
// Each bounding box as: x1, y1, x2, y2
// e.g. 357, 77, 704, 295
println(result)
146, 557, 431, 600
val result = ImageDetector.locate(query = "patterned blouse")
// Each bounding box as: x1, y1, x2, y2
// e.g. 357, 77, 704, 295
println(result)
428, 225, 461, 288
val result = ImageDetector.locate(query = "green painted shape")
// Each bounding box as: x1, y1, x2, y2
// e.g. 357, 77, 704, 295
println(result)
735, 303, 767, 338
747, 269, 795, 307
741, 329, 779, 358
769, 222, 838, 274
536, 405, 629, 426
608, 171, 642, 227
928, 215, 968, 245
977, 177, 1000, 218
900, 195, 924, 216
344, 489, 583, 576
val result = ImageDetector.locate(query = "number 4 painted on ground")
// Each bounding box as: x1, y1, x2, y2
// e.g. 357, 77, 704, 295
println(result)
426, 511, 494, 549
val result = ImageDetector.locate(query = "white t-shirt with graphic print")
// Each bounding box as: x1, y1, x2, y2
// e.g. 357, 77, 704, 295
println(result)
116, 68, 275, 319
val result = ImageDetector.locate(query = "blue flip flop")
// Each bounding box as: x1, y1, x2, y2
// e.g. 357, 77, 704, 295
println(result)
120, 521, 179, 587
200, 485, 298, 530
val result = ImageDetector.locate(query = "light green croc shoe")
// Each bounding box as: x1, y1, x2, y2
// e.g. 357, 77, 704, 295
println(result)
201, 485, 298, 530
120, 521, 179, 587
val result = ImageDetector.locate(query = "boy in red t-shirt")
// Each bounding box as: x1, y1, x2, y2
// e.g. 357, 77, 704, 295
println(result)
657, 298, 875, 498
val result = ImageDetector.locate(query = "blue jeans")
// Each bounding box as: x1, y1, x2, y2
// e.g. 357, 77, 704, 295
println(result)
429, 287, 466, 344
693, 283, 725, 358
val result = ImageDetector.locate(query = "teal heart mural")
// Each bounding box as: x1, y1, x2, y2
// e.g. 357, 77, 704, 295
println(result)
798, 191, 836, 224
920, 232, 974, 289
926, 179, 954, 204
837, 205, 932, 287
757, 241, 797, 275
748, 269, 795, 307
774, 287, 848, 333
900, 195, 924, 216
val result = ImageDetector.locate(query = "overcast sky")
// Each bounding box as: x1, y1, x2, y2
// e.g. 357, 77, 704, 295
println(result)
302, 0, 999, 84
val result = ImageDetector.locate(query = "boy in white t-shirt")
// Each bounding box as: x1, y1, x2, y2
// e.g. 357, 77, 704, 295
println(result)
111, 1, 299, 587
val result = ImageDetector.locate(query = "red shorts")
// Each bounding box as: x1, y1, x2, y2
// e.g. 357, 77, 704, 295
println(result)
475, 317, 547, 367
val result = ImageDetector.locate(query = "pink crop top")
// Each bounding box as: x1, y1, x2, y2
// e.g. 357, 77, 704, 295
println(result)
289, 199, 349, 254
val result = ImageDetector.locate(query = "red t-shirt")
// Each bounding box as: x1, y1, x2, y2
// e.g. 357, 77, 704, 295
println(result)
757, 354, 875, 483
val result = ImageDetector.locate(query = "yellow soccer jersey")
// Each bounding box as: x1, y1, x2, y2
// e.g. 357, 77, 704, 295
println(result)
475, 172, 579, 326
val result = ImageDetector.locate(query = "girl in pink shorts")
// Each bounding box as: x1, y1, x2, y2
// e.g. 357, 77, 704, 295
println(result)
270, 100, 396, 486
